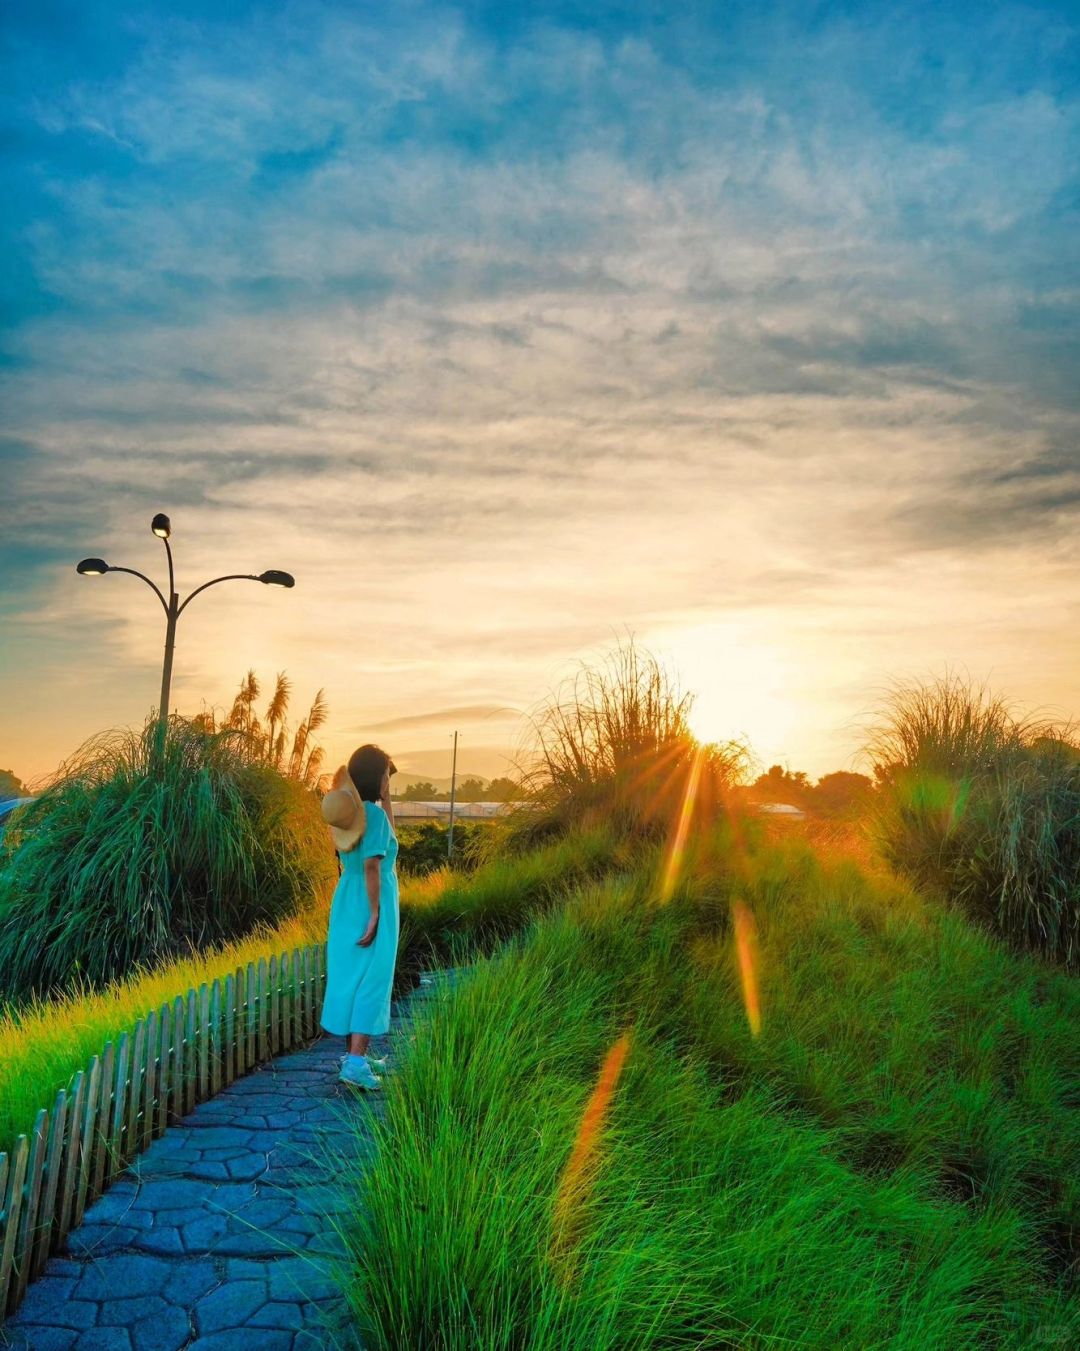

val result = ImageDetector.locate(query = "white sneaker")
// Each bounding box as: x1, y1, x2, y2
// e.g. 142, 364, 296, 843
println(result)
339, 1055, 382, 1090
339, 1053, 386, 1071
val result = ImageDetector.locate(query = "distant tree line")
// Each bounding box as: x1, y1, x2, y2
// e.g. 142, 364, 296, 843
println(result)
743, 765, 875, 817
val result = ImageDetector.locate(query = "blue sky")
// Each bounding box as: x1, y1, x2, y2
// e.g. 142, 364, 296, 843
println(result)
2, 0, 1078, 783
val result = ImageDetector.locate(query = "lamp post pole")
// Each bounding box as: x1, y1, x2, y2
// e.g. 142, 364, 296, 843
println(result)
158, 518, 178, 720
77, 513, 295, 722
160, 591, 179, 720
447, 729, 458, 863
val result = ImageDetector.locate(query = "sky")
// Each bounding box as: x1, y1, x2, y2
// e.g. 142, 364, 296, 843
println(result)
1, 0, 1078, 788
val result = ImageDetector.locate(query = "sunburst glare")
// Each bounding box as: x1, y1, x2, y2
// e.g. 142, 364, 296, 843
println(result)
659, 743, 706, 903
732, 899, 762, 1036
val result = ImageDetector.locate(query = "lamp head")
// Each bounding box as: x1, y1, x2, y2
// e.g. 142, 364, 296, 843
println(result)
151, 513, 171, 539
76, 558, 109, 576
258, 570, 295, 588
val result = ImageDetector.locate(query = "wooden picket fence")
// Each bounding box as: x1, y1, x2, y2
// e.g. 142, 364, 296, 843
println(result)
0, 941, 327, 1319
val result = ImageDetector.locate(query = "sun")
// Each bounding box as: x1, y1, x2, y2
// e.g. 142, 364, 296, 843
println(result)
653, 620, 799, 762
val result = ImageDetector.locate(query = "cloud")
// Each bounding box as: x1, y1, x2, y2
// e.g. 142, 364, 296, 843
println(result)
1, 0, 1078, 781
356, 703, 523, 733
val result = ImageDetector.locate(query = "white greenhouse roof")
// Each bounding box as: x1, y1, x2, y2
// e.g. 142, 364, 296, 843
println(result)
390, 800, 519, 819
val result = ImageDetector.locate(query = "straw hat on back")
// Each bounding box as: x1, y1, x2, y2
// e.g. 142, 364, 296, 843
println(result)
321, 764, 366, 852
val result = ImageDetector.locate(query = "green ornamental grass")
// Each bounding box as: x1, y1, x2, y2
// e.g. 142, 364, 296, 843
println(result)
869, 674, 1080, 968
0, 716, 334, 1001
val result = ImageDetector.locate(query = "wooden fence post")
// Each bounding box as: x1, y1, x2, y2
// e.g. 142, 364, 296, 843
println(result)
30, 1090, 68, 1278
0, 1154, 9, 1313
156, 1004, 171, 1139
257, 958, 268, 1065
303, 947, 314, 1038
281, 950, 291, 1049
183, 990, 197, 1116
91, 1041, 114, 1201
0, 1136, 28, 1316
170, 997, 184, 1124
245, 963, 256, 1069
235, 965, 246, 1076
223, 973, 236, 1085
269, 954, 280, 1056
142, 1009, 158, 1154
107, 1033, 130, 1189
13, 1109, 47, 1306
74, 1055, 101, 1229
198, 984, 210, 1103
291, 950, 302, 1048
125, 1020, 145, 1168
210, 980, 222, 1097
57, 1070, 85, 1239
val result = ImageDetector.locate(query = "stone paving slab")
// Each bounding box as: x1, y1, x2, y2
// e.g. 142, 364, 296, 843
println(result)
1, 972, 461, 1351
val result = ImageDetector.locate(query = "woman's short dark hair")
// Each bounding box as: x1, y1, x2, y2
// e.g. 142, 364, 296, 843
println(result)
348, 744, 396, 802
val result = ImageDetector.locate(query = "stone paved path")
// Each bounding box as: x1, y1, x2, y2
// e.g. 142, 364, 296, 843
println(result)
1, 973, 453, 1351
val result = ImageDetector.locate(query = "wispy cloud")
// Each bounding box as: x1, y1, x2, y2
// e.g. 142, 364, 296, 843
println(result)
361, 704, 523, 733
1, 0, 1077, 780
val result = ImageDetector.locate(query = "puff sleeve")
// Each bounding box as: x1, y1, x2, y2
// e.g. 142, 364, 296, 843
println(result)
358, 803, 391, 861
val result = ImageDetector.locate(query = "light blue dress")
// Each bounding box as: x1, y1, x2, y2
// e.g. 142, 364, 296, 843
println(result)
319, 800, 400, 1037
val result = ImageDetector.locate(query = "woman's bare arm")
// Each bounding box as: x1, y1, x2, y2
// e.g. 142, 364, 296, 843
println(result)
358, 856, 381, 947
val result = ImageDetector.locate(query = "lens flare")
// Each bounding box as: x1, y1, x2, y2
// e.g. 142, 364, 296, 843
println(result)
549, 1028, 633, 1284
732, 899, 762, 1036
659, 744, 705, 903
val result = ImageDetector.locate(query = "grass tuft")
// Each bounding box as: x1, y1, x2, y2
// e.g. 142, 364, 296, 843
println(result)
0, 716, 334, 1000
868, 674, 1080, 967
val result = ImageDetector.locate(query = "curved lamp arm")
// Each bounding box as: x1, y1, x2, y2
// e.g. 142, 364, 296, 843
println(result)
163, 536, 175, 601
177, 574, 261, 617
105, 567, 170, 617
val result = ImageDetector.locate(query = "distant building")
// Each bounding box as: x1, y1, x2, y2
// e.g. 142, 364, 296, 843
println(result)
754, 802, 806, 818
390, 800, 520, 822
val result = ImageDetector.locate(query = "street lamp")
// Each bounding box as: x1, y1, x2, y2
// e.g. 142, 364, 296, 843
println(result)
76, 514, 295, 721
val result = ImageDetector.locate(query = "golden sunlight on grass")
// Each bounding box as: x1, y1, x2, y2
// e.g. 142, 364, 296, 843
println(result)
548, 1028, 634, 1286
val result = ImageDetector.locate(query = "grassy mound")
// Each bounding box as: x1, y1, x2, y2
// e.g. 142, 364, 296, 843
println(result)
334, 832, 1079, 1348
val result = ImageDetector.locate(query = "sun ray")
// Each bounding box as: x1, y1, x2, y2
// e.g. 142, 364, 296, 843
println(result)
659, 742, 705, 903
732, 899, 762, 1036
622, 739, 688, 800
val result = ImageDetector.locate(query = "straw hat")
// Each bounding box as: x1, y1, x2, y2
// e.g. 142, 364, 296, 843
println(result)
321, 765, 366, 853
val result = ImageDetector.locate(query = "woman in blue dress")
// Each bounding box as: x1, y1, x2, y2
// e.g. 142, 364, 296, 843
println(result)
319, 744, 400, 1089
